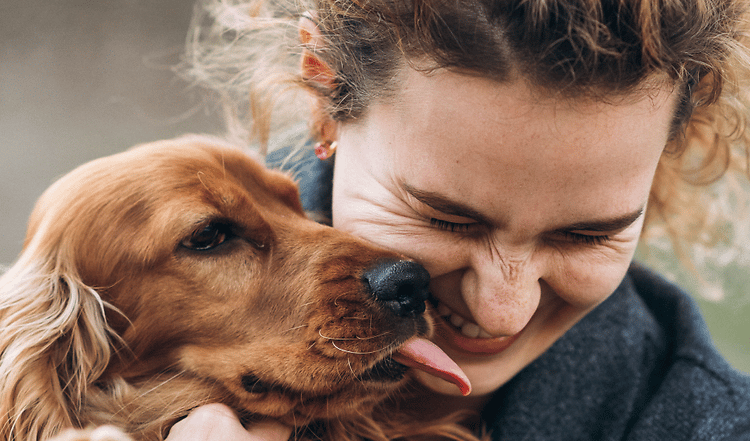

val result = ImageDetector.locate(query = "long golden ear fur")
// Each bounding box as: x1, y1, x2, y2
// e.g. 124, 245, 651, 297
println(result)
0, 246, 116, 441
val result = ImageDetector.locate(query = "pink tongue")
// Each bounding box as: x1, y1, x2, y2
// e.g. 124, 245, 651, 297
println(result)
393, 337, 472, 396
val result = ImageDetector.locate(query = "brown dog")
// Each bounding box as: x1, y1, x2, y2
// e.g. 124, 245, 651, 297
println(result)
0, 135, 478, 441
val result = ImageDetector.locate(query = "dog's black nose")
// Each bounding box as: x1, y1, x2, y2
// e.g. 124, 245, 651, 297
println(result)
362, 260, 430, 317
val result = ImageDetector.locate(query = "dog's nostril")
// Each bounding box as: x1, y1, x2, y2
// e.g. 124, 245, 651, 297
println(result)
362, 260, 430, 317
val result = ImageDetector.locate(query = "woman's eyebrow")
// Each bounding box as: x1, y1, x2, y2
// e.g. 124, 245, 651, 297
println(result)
556, 207, 645, 233
403, 184, 492, 223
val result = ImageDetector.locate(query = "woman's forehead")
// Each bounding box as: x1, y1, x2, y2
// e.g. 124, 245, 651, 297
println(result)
391, 66, 676, 115
384, 68, 677, 158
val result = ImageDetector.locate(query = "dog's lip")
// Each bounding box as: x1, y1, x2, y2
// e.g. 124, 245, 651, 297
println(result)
359, 356, 410, 383
242, 362, 406, 399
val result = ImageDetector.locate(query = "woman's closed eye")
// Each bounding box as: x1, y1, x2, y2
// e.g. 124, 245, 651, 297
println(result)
429, 218, 475, 233
431, 218, 613, 245
557, 230, 611, 246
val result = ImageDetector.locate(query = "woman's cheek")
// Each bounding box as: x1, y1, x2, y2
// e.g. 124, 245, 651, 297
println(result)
544, 244, 636, 308
391, 235, 470, 277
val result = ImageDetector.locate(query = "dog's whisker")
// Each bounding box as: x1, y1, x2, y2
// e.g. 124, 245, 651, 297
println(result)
281, 324, 308, 334
357, 331, 391, 340
196, 171, 210, 192
318, 329, 391, 341
317, 329, 337, 340
331, 292, 356, 309
220, 152, 226, 179
106, 370, 188, 420
331, 341, 384, 355
138, 372, 184, 397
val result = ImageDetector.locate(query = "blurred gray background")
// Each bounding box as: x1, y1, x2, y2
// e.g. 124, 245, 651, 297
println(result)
0, 0, 223, 263
1, 0, 748, 374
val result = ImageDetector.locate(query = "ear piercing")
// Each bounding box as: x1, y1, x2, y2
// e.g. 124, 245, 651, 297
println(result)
314, 140, 338, 160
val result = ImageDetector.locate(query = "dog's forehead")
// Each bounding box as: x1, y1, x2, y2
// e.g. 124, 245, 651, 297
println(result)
111, 144, 265, 217
118, 143, 305, 239
127, 142, 299, 206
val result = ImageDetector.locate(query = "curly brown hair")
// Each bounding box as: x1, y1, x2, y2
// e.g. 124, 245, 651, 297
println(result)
181, 0, 750, 272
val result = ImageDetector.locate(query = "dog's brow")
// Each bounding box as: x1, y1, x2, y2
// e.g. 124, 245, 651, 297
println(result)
196, 171, 210, 192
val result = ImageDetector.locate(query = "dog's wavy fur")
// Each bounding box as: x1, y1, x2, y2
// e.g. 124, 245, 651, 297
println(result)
0, 135, 485, 441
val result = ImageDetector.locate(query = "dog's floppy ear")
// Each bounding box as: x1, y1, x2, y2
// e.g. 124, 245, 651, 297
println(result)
0, 244, 116, 440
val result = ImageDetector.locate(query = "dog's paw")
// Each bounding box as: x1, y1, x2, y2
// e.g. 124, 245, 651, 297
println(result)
50, 425, 133, 441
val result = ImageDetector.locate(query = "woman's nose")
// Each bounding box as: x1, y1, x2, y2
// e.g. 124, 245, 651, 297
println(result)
463, 245, 542, 335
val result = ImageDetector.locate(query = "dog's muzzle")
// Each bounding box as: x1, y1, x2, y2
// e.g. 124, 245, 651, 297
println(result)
361, 259, 430, 317
361, 259, 472, 396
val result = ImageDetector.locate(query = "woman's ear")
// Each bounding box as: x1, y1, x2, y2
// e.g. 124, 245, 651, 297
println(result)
299, 13, 339, 145
299, 13, 336, 89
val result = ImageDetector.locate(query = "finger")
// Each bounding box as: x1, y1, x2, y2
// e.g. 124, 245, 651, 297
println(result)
246, 420, 293, 441
167, 404, 245, 441
167, 404, 292, 441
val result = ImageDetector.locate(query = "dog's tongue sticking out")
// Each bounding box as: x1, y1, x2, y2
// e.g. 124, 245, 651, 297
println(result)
393, 337, 471, 396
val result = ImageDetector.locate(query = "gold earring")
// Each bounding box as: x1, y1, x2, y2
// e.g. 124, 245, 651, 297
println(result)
314, 140, 338, 160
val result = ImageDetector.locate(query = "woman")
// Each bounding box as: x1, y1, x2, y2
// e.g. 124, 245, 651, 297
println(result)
171, 0, 750, 439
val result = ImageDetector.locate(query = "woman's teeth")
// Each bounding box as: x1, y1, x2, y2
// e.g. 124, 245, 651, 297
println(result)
436, 302, 493, 339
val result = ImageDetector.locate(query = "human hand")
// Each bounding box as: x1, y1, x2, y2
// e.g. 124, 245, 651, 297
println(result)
166, 404, 292, 441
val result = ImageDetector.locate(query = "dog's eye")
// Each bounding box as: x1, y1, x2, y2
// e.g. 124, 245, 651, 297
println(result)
181, 223, 232, 251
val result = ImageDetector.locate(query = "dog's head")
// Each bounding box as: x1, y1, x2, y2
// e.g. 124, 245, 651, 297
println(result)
0, 135, 468, 438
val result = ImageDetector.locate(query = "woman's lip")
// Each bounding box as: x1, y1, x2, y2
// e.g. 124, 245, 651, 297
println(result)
434, 314, 522, 355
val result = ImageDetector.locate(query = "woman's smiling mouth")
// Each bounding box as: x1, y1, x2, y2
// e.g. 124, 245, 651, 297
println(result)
432, 299, 523, 355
